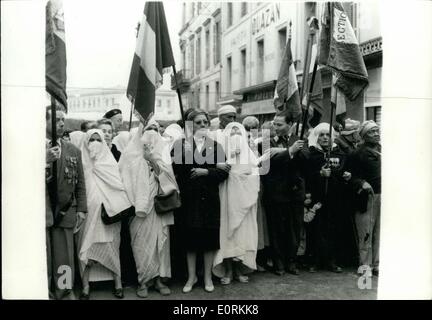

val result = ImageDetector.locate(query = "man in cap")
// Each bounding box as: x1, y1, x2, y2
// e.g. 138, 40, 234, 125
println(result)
103, 108, 123, 135
335, 118, 361, 155
335, 118, 362, 266
46, 105, 87, 299
347, 120, 381, 276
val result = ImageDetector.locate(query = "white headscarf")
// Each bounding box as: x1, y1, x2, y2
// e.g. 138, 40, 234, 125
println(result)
112, 131, 131, 153
222, 122, 260, 236
119, 119, 178, 219
81, 129, 132, 217
79, 129, 132, 255
163, 123, 185, 150
69, 131, 85, 149
308, 123, 337, 151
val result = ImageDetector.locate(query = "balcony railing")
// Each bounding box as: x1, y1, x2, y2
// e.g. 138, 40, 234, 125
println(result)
171, 69, 192, 92
360, 37, 382, 56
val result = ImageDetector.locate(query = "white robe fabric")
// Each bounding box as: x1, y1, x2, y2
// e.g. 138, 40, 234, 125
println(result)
112, 131, 132, 153
213, 123, 260, 278
77, 129, 132, 281
69, 131, 85, 149
118, 119, 178, 285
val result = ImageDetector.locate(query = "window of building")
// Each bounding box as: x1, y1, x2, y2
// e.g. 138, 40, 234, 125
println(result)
156, 99, 162, 109
191, 3, 195, 18
366, 106, 381, 126
111, 98, 115, 105
190, 37, 195, 77
206, 85, 210, 110
182, 3, 186, 26
240, 48, 247, 88
196, 34, 201, 75
181, 46, 186, 71
227, 3, 233, 28
213, 21, 221, 65
197, 3, 202, 15
241, 2, 248, 17
215, 81, 220, 100
226, 56, 232, 93
167, 99, 171, 114
257, 39, 264, 84
205, 29, 210, 70
278, 27, 287, 67
197, 87, 201, 107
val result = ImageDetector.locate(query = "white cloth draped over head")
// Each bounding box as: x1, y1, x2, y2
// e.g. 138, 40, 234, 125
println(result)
79, 129, 132, 255
222, 122, 260, 237
359, 120, 379, 138
217, 105, 236, 116
308, 122, 337, 151
163, 123, 185, 150
69, 131, 86, 149
118, 118, 178, 220
112, 131, 132, 153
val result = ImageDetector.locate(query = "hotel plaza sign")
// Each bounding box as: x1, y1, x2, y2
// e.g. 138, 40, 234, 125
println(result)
251, 3, 281, 36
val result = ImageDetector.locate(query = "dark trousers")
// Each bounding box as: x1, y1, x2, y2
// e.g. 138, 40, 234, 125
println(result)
265, 201, 303, 270
305, 206, 340, 268
119, 218, 138, 285
47, 227, 75, 300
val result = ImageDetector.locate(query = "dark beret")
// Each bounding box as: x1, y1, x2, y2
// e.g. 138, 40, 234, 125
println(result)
103, 108, 122, 119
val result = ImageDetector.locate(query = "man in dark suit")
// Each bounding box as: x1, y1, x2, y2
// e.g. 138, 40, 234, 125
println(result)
260, 114, 306, 276
46, 105, 87, 299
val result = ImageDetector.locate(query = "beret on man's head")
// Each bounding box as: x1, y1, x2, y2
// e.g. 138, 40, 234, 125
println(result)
103, 108, 122, 119
341, 118, 361, 136
359, 120, 379, 138
217, 105, 236, 116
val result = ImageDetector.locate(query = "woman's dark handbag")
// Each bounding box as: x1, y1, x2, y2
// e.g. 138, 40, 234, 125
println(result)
101, 204, 135, 225
154, 189, 181, 215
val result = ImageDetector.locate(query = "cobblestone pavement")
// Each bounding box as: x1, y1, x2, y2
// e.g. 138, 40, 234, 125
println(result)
83, 268, 377, 300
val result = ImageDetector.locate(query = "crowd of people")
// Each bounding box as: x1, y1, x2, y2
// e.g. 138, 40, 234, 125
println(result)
45, 104, 381, 300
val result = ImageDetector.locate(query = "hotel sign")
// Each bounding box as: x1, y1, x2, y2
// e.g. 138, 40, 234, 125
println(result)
251, 3, 281, 35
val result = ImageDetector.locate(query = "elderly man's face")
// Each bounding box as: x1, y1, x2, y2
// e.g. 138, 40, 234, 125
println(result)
219, 112, 236, 129
110, 114, 123, 131
46, 110, 65, 138
364, 127, 380, 145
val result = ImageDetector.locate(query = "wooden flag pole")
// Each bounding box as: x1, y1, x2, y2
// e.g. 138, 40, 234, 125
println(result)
128, 101, 134, 131
299, 52, 318, 140
50, 96, 58, 221
296, 30, 313, 136
172, 65, 186, 124
324, 84, 337, 196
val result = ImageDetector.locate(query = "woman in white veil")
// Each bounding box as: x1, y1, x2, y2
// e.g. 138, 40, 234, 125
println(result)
76, 129, 132, 299
213, 122, 260, 284
118, 118, 179, 298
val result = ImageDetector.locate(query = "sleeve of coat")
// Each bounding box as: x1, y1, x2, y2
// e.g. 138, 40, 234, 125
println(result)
75, 149, 87, 213
207, 141, 229, 183
346, 150, 364, 192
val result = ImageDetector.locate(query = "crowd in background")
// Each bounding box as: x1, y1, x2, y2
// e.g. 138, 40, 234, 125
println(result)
45, 104, 381, 300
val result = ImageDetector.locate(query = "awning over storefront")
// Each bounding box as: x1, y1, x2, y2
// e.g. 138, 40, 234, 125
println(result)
240, 98, 276, 116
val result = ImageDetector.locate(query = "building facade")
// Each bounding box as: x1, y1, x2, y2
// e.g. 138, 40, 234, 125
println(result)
173, 1, 382, 125
172, 2, 223, 116
68, 75, 181, 122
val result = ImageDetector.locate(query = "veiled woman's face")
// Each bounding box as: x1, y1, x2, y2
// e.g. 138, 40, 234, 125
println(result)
193, 114, 209, 134
89, 133, 102, 143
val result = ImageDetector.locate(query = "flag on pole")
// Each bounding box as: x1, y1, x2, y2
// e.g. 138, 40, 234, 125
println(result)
46, 0, 67, 110
127, 2, 175, 120
302, 16, 324, 116
274, 37, 301, 119
319, 2, 368, 101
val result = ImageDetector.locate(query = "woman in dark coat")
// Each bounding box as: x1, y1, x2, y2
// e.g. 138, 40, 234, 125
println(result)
172, 109, 228, 293
304, 123, 352, 273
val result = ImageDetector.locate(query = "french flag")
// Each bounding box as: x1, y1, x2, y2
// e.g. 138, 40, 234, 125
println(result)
127, 2, 175, 120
